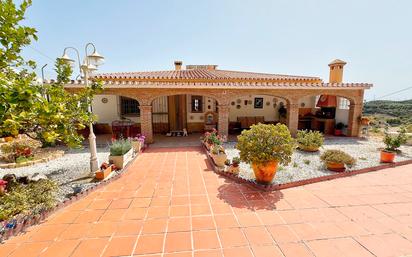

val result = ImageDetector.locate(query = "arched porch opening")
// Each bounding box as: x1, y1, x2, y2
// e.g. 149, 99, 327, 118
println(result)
148, 94, 220, 144
227, 94, 290, 135
296, 94, 357, 136
91, 94, 142, 140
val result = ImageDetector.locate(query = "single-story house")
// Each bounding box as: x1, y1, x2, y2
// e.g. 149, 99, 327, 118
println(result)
64, 59, 372, 143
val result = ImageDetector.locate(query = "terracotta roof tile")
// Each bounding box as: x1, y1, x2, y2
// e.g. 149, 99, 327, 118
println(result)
94, 69, 320, 82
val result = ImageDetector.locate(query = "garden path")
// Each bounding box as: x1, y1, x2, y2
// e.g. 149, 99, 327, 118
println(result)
1, 146, 412, 257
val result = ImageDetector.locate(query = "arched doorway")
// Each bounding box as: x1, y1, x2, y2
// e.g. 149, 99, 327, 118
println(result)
151, 94, 219, 135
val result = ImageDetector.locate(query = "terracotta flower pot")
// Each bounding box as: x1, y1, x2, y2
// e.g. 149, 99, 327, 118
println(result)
4, 136, 13, 142
298, 144, 319, 152
380, 150, 395, 163
360, 117, 370, 126
326, 162, 345, 172
334, 129, 343, 136
228, 165, 240, 175
211, 154, 227, 167
252, 161, 278, 184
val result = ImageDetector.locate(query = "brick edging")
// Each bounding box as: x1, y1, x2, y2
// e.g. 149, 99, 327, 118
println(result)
0, 144, 149, 242
202, 143, 412, 192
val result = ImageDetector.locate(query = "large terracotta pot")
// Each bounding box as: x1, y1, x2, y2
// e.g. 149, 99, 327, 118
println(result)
252, 161, 278, 184
380, 150, 395, 163
360, 117, 370, 126
326, 162, 345, 172
298, 144, 319, 152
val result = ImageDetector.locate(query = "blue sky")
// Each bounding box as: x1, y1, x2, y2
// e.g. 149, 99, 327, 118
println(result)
22, 0, 412, 101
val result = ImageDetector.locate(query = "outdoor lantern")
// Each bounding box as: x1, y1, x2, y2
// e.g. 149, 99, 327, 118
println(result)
87, 50, 105, 66
59, 52, 75, 66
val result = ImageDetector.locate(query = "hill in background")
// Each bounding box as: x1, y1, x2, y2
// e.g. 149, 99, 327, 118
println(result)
364, 99, 412, 125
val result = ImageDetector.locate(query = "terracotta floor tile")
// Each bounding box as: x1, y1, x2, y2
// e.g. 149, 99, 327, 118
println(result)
356, 233, 412, 257
191, 204, 212, 216
151, 196, 171, 206
0, 243, 18, 257
236, 213, 262, 227
108, 198, 132, 209
194, 249, 223, 257
142, 218, 168, 234
170, 205, 191, 217
257, 211, 285, 225
130, 197, 152, 208
278, 242, 314, 257
223, 247, 254, 257
71, 238, 109, 257
267, 224, 300, 243
124, 207, 147, 220
99, 209, 126, 222
8, 242, 50, 257
29, 224, 68, 241
193, 230, 220, 250
307, 237, 374, 257
88, 199, 112, 210
87, 222, 117, 238
171, 196, 190, 206
164, 231, 192, 253
102, 236, 137, 257
134, 234, 165, 254
164, 252, 193, 257
74, 210, 104, 223
115, 220, 143, 235
218, 228, 248, 247
243, 226, 274, 245
147, 206, 170, 218
59, 223, 91, 240
211, 203, 233, 214
167, 217, 191, 232
40, 240, 79, 257
192, 216, 216, 230
251, 244, 285, 257
214, 214, 239, 228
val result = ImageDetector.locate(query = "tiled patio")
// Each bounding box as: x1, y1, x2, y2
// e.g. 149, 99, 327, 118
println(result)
1, 147, 412, 257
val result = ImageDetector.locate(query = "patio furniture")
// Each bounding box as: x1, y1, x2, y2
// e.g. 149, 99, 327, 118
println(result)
112, 120, 135, 139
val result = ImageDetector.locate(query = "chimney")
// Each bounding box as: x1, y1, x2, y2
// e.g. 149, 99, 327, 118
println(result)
328, 59, 346, 83
174, 61, 182, 71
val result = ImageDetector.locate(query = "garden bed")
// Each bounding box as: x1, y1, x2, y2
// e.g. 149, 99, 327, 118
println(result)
205, 137, 412, 190
0, 148, 64, 169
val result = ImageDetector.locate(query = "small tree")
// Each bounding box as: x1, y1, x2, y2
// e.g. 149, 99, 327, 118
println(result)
0, 0, 102, 147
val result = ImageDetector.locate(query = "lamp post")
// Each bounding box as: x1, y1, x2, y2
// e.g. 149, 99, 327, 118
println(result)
59, 43, 105, 174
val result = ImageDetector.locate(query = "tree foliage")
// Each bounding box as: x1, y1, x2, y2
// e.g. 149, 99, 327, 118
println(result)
0, 0, 102, 147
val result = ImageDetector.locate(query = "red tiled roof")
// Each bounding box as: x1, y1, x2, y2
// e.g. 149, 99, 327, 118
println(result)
94, 69, 321, 82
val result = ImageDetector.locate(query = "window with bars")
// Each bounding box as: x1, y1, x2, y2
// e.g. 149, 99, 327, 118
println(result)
191, 95, 203, 113
120, 96, 140, 116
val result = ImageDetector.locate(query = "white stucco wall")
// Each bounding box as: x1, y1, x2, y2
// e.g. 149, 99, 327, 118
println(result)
92, 95, 121, 124
228, 95, 287, 122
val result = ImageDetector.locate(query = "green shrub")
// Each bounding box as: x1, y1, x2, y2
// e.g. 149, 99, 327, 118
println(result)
383, 129, 407, 152
320, 149, 356, 166
296, 130, 324, 148
0, 179, 57, 221
109, 139, 132, 156
303, 159, 311, 165
232, 157, 240, 166
236, 123, 295, 165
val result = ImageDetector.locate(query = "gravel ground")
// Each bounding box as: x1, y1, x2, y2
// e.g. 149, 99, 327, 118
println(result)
0, 147, 110, 202
224, 137, 412, 185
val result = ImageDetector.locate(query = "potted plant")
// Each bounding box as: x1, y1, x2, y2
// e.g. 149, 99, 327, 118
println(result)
228, 157, 240, 175
95, 162, 112, 180
210, 145, 227, 167
131, 134, 145, 153
334, 122, 345, 136
381, 129, 407, 163
0, 179, 7, 195
360, 116, 370, 126
320, 149, 356, 172
236, 123, 294, 184
296, 130, 324, 152
108, 139, 133, 169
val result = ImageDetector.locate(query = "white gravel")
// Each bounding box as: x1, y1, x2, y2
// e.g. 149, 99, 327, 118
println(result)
224, 137, 412, 185
0, 147, 110, 201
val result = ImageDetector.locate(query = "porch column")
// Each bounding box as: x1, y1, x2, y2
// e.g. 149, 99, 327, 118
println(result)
218, 105, 229, 141
287, 103, 299, 137
347, 103, 362, 137
140, 105, 154, 143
